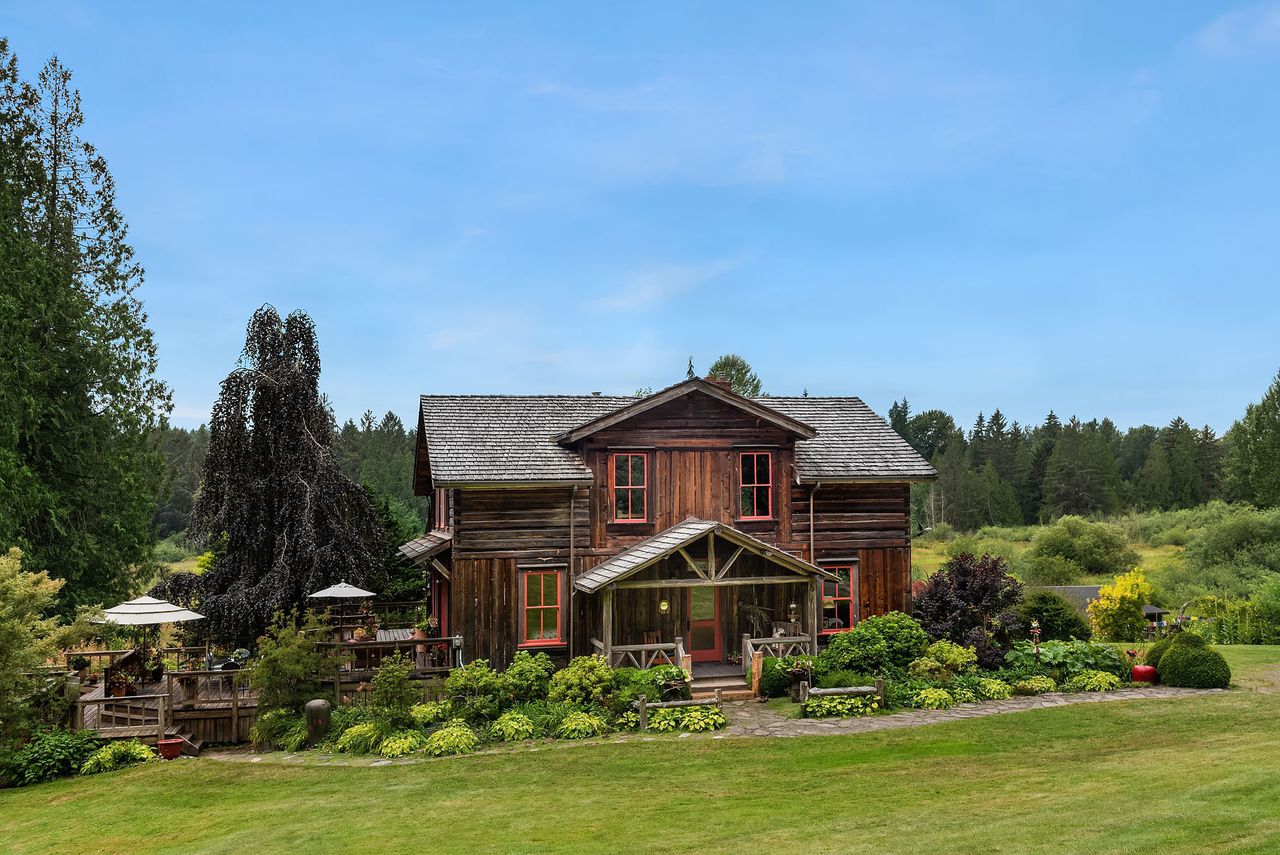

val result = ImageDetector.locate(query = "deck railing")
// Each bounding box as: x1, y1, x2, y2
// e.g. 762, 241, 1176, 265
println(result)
741, 635, 815, 674
591, 637, 687, 670
74, 693, 169, 739
326, 600, 431, 631
317, 635, 463, 675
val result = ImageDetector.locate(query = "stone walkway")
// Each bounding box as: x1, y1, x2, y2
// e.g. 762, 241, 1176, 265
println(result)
723, 686, 1222, 738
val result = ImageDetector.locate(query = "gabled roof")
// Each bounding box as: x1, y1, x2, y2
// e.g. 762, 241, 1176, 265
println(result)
396, 530, 453, 566
552, 378, 816, 445
574, 518, 835, 593
417, 390, 936, 487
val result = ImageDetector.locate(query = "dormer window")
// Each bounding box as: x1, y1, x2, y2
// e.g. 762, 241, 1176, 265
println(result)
739, 451, 773, 520
611, 452, 647, 522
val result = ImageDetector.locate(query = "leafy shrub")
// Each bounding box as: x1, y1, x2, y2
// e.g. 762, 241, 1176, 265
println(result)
11, 730, 100, 786
1013, 553, 1084, 586
758, 657, 790, 697
1005, 640, 1127, 680
378, 730, 428, 758
801, 695, 879, 718
492, 711, 535, 742
444, 660, 504, 722
918, 641, 977, 679
410, 701, 452, 728
951, 686, 978, 703
322, 703, 378, 746
816, 670, 875, 689
1143, 636, 1175, 668
548, 656, 616, 707
913, 688, 956, 710
614, 710, 641, 730
79, 740, 155, 776
509, 701, 577, 738
371, 653, 420, 725
1017, 590, 1092, 641
614, 664, 690, 711
502, 651, 556, 703
1062, 670, 1121, 693
1030, 516, 1140, 577
1194, 596, 1277, 645
250, 709, 308, 751
249, 611, 338, 714
679, 705, 727, 732
1088, 570, 1152, 641
1012, 676, 1057, 695
1158, 638, 1231, 689
1181, 506, 1280, 600
819, 612, 927, 675
556, 711, 610, 739
976, 678, 1012, 700
913, 554, 1022, 647
647, 708, 682, 732
424, 719, 479, 756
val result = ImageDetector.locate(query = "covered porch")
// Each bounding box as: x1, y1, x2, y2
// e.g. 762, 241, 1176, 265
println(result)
575, 518, 836, 676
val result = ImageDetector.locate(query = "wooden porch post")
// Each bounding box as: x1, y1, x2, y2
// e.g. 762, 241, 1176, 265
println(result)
602, 587, 614, 665
808, 578, 819, 653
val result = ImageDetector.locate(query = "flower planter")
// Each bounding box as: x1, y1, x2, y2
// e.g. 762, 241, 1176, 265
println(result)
1131, 664, 1157, 684
156, 738, 185, 760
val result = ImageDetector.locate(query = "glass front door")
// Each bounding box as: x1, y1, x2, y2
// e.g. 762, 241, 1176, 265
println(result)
687, 587, 722, 662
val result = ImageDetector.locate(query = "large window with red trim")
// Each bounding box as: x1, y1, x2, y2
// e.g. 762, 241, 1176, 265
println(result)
738, 451, 773, 520
821, 566, 855, 634
521, 570, 562, 644
611, 452, 647, 522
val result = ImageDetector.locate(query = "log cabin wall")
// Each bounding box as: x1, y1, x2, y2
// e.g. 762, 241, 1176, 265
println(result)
791, 482, 913, 617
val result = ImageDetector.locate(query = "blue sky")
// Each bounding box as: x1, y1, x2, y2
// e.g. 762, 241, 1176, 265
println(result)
6, 2, 1279, 432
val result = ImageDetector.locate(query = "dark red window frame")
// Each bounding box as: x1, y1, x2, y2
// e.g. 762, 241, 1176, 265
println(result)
521, 570, 563, 646
738, 451, 773, 520
611, 452, 648, 523
821, 565, 856, 635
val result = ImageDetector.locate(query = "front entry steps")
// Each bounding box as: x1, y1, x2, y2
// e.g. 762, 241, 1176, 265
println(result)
691, 672, 755, 701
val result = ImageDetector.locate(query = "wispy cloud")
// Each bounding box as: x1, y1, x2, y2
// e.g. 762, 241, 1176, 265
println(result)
426, 310, 522, 351
1195, 3, 1280, 57
592, 257, 745, 310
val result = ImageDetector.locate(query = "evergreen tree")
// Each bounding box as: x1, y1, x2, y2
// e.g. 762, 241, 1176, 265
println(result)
1195, 425, 1223, 502
1132, 442, 1172, 510
1162, 417, 1203, 509
1042, 418, 1121, 517
1225, 369, 1280, 507
889, 399, 911, 441
1116, 424, 1158, 481
685, 356, 695, 380
0, 44, 169, 612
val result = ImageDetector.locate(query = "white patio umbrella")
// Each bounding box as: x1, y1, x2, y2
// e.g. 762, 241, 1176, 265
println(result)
101, 595, 205, 626
308, 581, 375, 599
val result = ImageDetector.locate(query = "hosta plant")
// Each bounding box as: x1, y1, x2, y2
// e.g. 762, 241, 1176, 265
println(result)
679, 705, 727, 732
976, 678, 1013, 700
79, 740, 155, 776
557, 711, 610, 739
1012, 675, 1057, 696
1062, 669, 1121, 693
800, 695, 879, 719
410, 701, 452, 728
647, 708, 682, 732
492, 711, 535, 742
378, 730, 428, 758
913, 688, 956, 710
425, 720, 479, 756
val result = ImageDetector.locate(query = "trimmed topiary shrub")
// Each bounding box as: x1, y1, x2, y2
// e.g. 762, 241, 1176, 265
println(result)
759, 657, 790, 697
1158, 641, 1231, 689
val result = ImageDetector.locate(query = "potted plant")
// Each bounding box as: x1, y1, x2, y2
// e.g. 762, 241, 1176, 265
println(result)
107, 671, 129, 698
782, 658, 813, 702
156, 738, 185, 761
69, 655, 91, 680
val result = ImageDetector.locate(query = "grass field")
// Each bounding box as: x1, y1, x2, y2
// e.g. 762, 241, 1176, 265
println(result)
4, 647, 1279, 855
911, 536, 1184, 587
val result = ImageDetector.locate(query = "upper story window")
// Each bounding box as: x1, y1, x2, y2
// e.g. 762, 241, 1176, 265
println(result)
739, 451, 773, 520
432, 488, 452, 530
611, 452, 648, 522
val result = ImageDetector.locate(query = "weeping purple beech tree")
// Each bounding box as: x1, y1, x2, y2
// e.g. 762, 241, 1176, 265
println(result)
154, 307, 383, 643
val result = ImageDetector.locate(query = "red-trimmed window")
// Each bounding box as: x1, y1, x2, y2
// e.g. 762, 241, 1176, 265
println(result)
821, 566, 855, 634
522, 571, 562, 645
611, 452, 647, 522
739, 451, 773, 520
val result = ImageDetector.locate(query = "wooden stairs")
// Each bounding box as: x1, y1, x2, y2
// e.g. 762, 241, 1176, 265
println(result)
691, 673, 755, 701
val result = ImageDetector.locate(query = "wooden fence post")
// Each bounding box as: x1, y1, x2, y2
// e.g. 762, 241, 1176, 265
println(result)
875, 678, 885, 706
750, 651, 764, 697
231, 672, 241, 743
637, 694, 648, 731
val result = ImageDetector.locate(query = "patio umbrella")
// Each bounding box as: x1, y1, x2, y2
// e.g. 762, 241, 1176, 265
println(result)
308, 581, 376, 599
101, 595, 205, 626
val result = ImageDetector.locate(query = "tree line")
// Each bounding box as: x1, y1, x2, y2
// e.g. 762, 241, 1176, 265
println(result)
893, 369, 1280, 532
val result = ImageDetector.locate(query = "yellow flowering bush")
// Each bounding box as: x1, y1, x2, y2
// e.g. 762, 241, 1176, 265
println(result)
1087, 569, 1151, 641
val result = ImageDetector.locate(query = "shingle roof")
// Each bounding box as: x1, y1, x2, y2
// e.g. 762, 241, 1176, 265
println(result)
574, 518, 832, 593
418, 390, 935, 486
396, 530, 453, 566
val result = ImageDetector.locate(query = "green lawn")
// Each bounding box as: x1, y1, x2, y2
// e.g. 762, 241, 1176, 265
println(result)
5, 647, 1280, 854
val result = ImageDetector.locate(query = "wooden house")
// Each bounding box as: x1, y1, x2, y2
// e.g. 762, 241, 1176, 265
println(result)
397, 377, 935, 687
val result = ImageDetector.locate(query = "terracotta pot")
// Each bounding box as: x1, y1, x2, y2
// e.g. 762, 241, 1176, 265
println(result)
1131, 664, 1157, 684
156, 738, 184, 760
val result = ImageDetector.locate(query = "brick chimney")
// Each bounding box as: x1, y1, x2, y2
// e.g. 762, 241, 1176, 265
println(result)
704, 375, 734, 393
